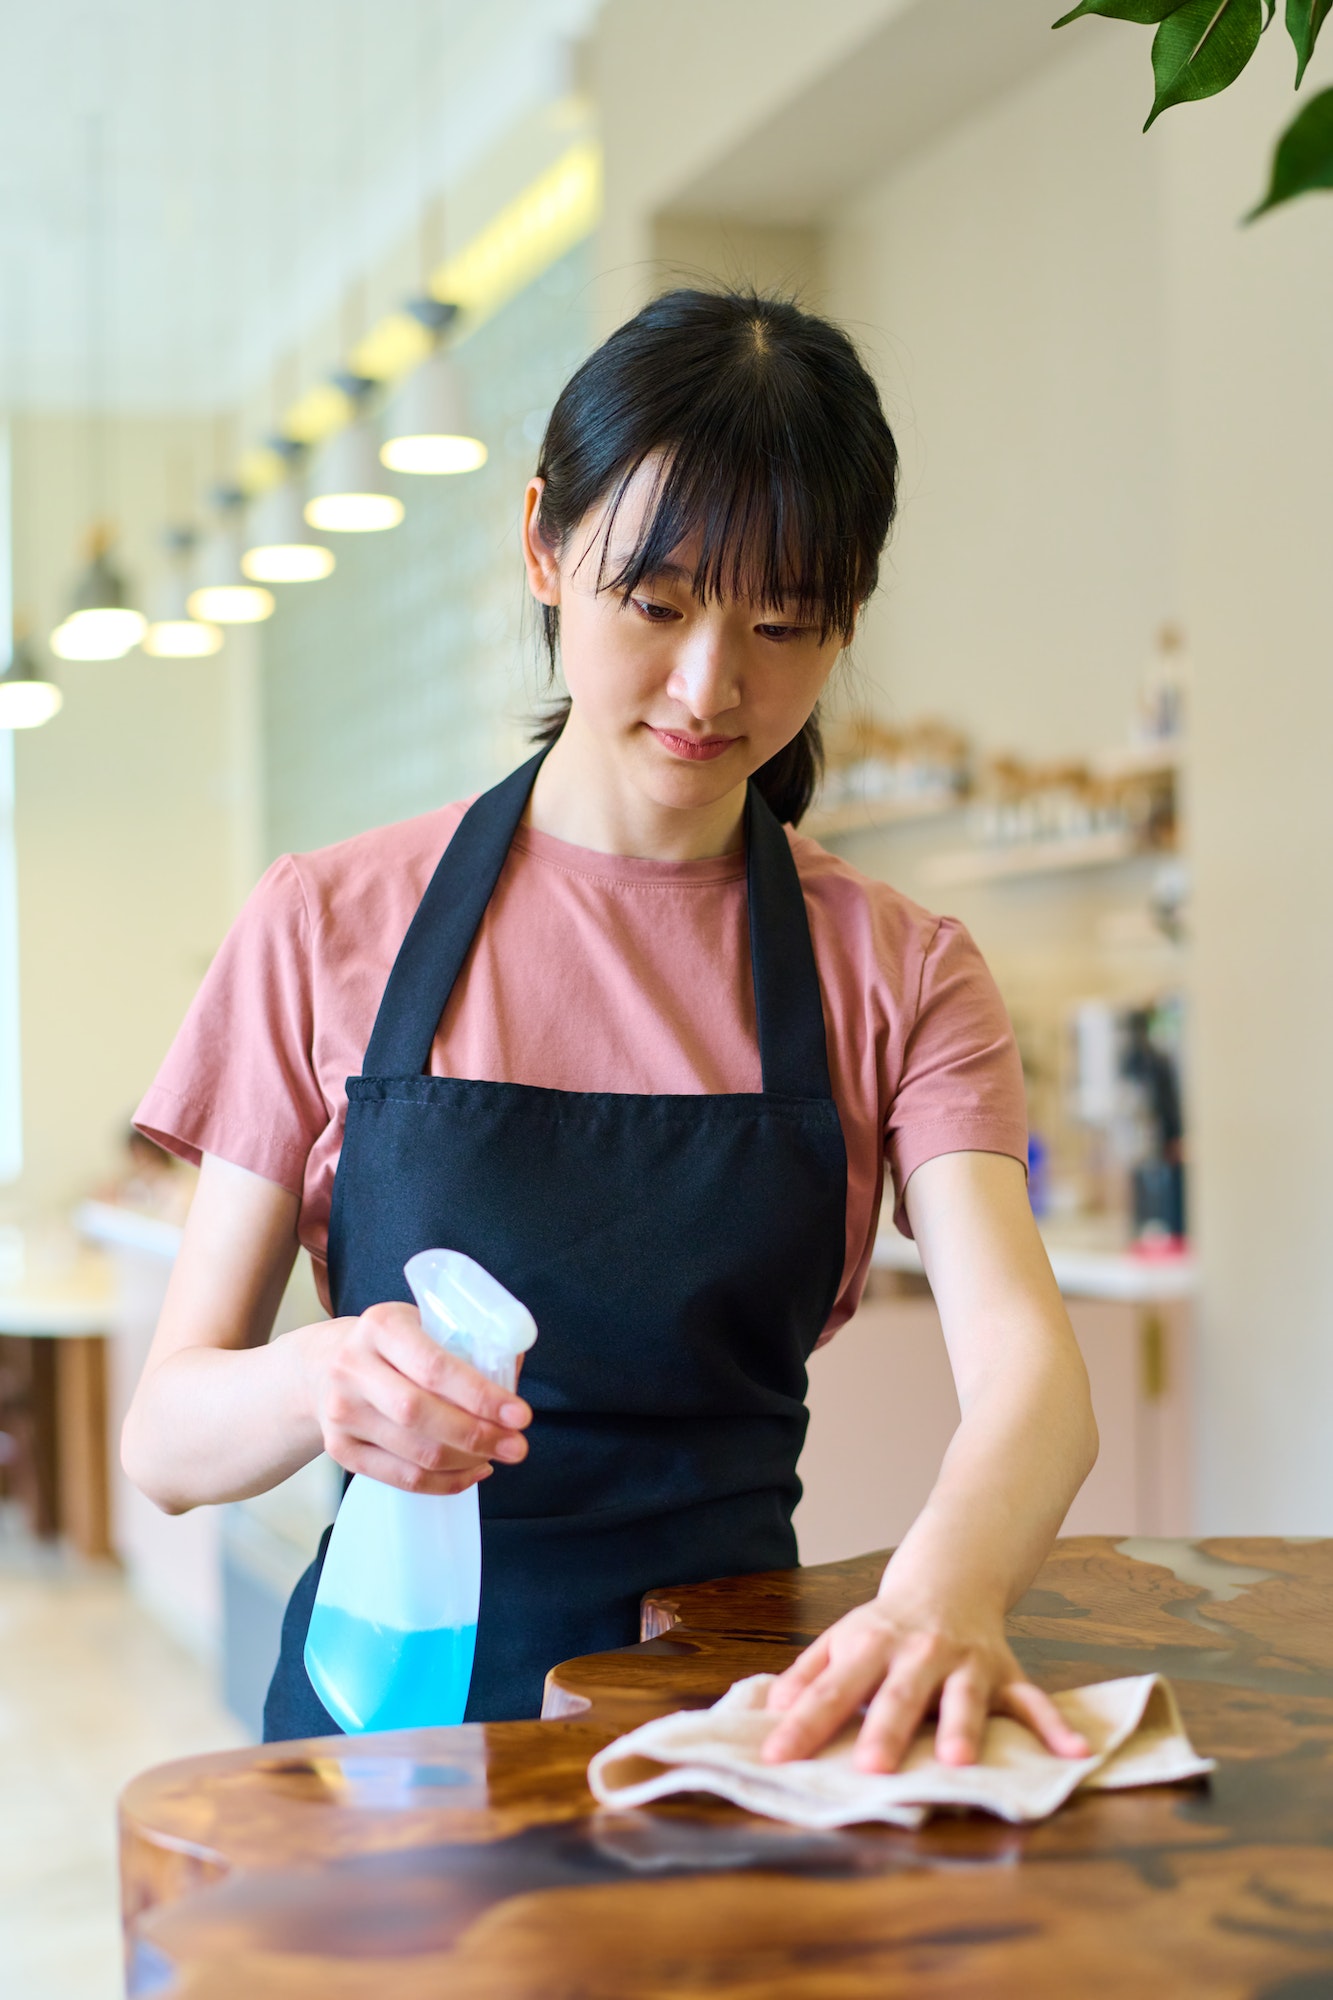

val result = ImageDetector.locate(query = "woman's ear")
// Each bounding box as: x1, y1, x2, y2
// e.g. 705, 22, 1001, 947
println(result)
520, 478, 560, 606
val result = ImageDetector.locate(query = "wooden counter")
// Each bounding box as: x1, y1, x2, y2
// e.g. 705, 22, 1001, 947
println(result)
0, 1241, 117, 1557
120, 1536, 1333, 1997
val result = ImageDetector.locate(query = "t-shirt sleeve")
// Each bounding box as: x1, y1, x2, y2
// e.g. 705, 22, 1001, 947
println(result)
133, 854, 328, 1194
885, 915, 1028, 1236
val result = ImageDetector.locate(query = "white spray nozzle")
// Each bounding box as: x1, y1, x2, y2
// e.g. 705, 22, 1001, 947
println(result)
405, 1249, 537, 1392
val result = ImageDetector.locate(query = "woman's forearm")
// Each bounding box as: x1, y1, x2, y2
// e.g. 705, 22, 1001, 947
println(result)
880, 1342, 1098, 1615
121, 1319, 335, 1513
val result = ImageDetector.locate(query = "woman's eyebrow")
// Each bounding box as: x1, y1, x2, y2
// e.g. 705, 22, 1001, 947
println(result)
608, 557, 693, 586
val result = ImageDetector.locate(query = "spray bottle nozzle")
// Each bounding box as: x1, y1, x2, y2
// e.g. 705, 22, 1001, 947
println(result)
405, 1249, 538, 1393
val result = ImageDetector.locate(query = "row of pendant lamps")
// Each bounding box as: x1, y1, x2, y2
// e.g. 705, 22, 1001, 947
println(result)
11, 343, 488, 720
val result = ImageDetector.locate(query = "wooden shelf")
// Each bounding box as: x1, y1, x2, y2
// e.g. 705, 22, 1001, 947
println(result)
805, 790, 964, 841
925, 827, 1168, 886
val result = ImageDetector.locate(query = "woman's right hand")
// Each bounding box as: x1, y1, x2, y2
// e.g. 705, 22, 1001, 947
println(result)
303, 1301, 532, 1495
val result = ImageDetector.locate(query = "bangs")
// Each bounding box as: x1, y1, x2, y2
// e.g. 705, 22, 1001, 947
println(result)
529, 289, 899, 823
588, 398, 872, 643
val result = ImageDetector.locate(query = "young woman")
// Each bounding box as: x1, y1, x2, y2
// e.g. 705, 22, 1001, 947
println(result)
123, 289, 1098, 1771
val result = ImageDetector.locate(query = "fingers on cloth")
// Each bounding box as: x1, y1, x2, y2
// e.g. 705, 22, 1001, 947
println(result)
932, 1667, 992, 1765
762, 1646, 887, 1762
852, 1641, 955, 1773
765, 1633, 832, 1713
998, 1679, 1089, 1757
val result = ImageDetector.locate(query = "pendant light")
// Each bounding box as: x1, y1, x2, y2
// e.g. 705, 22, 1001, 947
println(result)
142, 530, 224, 658
50, 532, 147, 659
305, 381, 405, 532
380, 339, 487, 476
0, 629, 62, 730
381, 9, 488, 478
242, 468, 335, 584
50, 116, 145, 662
187, 517, 276, 625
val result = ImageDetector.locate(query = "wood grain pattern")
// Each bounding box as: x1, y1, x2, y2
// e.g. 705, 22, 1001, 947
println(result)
120, 1538, 1333, 1997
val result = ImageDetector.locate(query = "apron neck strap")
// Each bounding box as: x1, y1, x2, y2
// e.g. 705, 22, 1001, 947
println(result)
744, 781, 833, 1100
361, 748, 833, 1101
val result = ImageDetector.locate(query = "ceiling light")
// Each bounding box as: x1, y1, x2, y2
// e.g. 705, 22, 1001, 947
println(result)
380, 346, 487, 475
242, 482, 335, 584
305, 416, 405, 532
187, 581, 273, 624
189, 504, 274, 621
143, 619, 223, 658
0, 633, 63, 729
142, 589, 223, 657
49, 537, 146, 660
187, 522, 275, 624
142, 530, 225, 656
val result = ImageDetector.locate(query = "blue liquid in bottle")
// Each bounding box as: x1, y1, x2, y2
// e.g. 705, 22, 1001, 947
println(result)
305, 1602, 478, 1733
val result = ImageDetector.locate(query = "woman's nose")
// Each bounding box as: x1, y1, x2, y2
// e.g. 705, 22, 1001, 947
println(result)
666, 629, 741, 721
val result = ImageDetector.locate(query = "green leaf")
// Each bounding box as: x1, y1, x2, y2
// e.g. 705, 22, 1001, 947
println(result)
1247, 83, 1333, 212
1286, 0, 1332, 83
1145, 0, 1265, 126
1053, 1, 1188, 26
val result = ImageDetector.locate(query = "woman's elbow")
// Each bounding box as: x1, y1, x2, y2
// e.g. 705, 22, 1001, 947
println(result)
119, 1411, 191, 1516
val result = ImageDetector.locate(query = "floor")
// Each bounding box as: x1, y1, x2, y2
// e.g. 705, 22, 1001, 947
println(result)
0, 1506, 248, 2000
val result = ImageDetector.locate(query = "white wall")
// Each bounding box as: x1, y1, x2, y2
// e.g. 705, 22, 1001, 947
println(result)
1158, 54, 1333, 1532
825, 30, 1333, 1531
6, 412, 256, 1210
593, 0, 905, 333
594, 1, 1333, 1532
825, 29, 1175, 760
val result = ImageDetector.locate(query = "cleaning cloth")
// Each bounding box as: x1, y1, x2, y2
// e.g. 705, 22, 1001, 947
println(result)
587, 1672, 1214, 1830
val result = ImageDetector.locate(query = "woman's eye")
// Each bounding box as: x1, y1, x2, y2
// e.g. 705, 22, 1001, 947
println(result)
756, 623, 808, 642
631, 597, 677, 622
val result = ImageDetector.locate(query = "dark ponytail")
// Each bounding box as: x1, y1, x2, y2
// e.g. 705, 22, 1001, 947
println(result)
530, 289, 898, 825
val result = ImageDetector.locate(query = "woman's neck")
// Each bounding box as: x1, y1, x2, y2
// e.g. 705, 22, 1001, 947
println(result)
526, 721, 747, 862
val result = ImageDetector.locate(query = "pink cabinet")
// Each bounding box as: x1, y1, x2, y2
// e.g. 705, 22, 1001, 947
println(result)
794, 1291, 1193, 1566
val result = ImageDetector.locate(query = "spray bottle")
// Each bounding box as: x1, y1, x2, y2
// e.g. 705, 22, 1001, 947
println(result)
303, 1249, 537, 1733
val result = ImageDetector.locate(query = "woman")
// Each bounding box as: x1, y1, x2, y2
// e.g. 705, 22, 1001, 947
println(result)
123, 289, 1098, 1771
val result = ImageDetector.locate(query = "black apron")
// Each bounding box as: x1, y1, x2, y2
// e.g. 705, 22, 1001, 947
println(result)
263, 750, 848, 1740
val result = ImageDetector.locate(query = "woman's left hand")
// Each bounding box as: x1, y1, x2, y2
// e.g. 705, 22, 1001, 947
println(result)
761, 1585, 1089, 1771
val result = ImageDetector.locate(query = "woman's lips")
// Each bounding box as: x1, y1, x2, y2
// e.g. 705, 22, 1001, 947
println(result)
648, 726, 739, 763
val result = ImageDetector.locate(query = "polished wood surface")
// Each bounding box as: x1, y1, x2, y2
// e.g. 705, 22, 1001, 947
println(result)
120, 1537, 1333, 1997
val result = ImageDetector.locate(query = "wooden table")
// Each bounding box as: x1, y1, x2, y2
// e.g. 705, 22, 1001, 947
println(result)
120, 1537, 1333, 1997
0, 1243, 117, 1557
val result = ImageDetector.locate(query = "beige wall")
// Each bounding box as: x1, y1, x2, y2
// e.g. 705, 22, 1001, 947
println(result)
593, 3, 1333, 1530
826, 35, 1333, 1531
825, 29, 1175, 759
650, 218, 823, 309
1158, 57, 1333, 1531
593, 0, 904, 332
6, 412, 256, 1209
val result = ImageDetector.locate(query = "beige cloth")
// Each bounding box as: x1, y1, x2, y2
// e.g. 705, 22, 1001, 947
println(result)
588, 1672, 1214, 1830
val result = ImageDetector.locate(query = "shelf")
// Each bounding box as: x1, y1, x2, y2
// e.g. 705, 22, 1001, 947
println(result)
925, 828, 1168, 886
805, 790, 964, 841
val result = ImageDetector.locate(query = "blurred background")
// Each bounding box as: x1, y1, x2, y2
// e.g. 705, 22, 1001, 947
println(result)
0, 2, 1329, 1992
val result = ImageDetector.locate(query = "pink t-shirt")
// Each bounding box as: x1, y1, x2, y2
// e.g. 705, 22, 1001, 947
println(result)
135, 803, 1027, 1342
